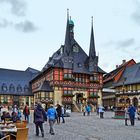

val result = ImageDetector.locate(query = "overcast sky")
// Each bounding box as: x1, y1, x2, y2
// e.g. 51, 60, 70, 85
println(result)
0, 0, 140, 72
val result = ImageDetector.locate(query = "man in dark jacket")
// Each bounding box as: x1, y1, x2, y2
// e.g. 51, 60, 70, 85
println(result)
34, 103, 47, 137
56, 104, 62, 124
128, 104, 136, 126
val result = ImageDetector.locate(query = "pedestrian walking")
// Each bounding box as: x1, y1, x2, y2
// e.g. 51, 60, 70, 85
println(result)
61, 105, 65, 123
99, 105, 105, 118
96, 106, 99, 115
82, 105, 86, 116
13, 105, 18, 114
56, 104, 62, 124
47, 104, 57, 135
128, 104, 136, 126
23, 103, 30, 123
86, 104, 91, 116
124, 106, 129, 126
0, 105, 2, 121
34, 103, 47, 137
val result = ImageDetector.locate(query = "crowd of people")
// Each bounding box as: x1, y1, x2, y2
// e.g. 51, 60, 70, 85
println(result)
34, 103, 66, 137
0, 103, 30, 123
0, 102, 139, 138
82, 104, 105, 118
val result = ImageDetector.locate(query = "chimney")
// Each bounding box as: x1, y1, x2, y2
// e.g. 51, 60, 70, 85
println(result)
122, 60, 126, 64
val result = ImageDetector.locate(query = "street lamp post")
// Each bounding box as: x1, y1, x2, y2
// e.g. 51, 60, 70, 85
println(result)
122, 77, 127, 108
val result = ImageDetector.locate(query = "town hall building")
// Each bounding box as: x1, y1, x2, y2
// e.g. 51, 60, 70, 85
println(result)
31, 14, 105, 110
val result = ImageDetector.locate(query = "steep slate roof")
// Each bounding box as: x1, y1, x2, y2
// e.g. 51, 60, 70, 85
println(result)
0, 68, 39, 96
34, 81, 53, 92
114, 63, 140, 86
103, 59, 136, 83
42, 15, 105, 75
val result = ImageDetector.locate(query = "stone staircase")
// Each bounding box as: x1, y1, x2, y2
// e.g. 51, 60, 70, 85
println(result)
72, 100, 81, 112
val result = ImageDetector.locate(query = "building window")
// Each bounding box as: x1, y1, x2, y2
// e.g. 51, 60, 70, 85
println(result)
1, 83, 7, 92
77, 63, 82, 67
17, 85, 22, 92
75, 74, 87, 83
63, 90, 72, 95
24, 85, 29, 92
73, 45, 79, 52
90, 74, 99, 82
9, 84, 15, 92
90, 92, 97, 96
63, 69, 74, 80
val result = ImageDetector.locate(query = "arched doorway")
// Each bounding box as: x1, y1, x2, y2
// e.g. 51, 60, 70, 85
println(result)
76, 93, 83, 104
133, 97, 138, 107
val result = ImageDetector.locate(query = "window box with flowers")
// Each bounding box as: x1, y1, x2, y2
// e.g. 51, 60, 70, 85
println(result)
63, 74, 75, 81
62, 94, 74, 97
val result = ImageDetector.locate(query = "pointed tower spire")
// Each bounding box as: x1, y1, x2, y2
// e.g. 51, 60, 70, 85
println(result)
89, 16, 96, 61
64, 9, 71, 55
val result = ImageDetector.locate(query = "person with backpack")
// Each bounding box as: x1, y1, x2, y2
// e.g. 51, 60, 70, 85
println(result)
23, 103, 30, 123
34, 103, 47, 137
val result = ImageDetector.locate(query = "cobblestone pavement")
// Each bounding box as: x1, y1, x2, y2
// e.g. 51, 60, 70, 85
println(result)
27, 112, 140, 140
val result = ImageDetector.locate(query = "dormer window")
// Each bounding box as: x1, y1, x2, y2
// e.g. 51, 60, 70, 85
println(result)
9, 84, 15, 92
24, 85, 29, 92
2, 83, 7, 92
17, 85, 22, 92
78, 63, 82, 67
73, 45, 79, 52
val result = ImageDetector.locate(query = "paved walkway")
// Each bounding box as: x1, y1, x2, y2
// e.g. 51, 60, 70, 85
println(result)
28, 112, 140, 140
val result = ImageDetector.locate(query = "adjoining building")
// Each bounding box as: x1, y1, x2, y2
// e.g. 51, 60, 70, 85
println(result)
0, 67, 39, 108
31, 14, 105, 111
114, 62, 140, 108
103, 59, 136, 109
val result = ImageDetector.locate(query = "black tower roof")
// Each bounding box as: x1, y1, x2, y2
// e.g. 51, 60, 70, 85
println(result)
42, 13, 105, 75
89, 17, 96, 61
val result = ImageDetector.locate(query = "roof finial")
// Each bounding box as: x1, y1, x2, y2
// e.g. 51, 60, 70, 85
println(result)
67, 9, 69, 20
91, 16, 93, 26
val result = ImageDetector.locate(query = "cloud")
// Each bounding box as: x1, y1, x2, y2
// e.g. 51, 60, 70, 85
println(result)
15, 20, 37, 33
104, 38, 135, 48
117, 38, 135, 48
0, 0, 38, 33
0, 18, 37, 33
0, 18, 11, 28
0, 0, 26, 17
131, 0, 140, 25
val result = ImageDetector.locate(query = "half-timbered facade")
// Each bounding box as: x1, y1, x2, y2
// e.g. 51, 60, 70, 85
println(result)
115, 62, 140, 108
31, 14, 105, 110
103, 59, 136, 108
